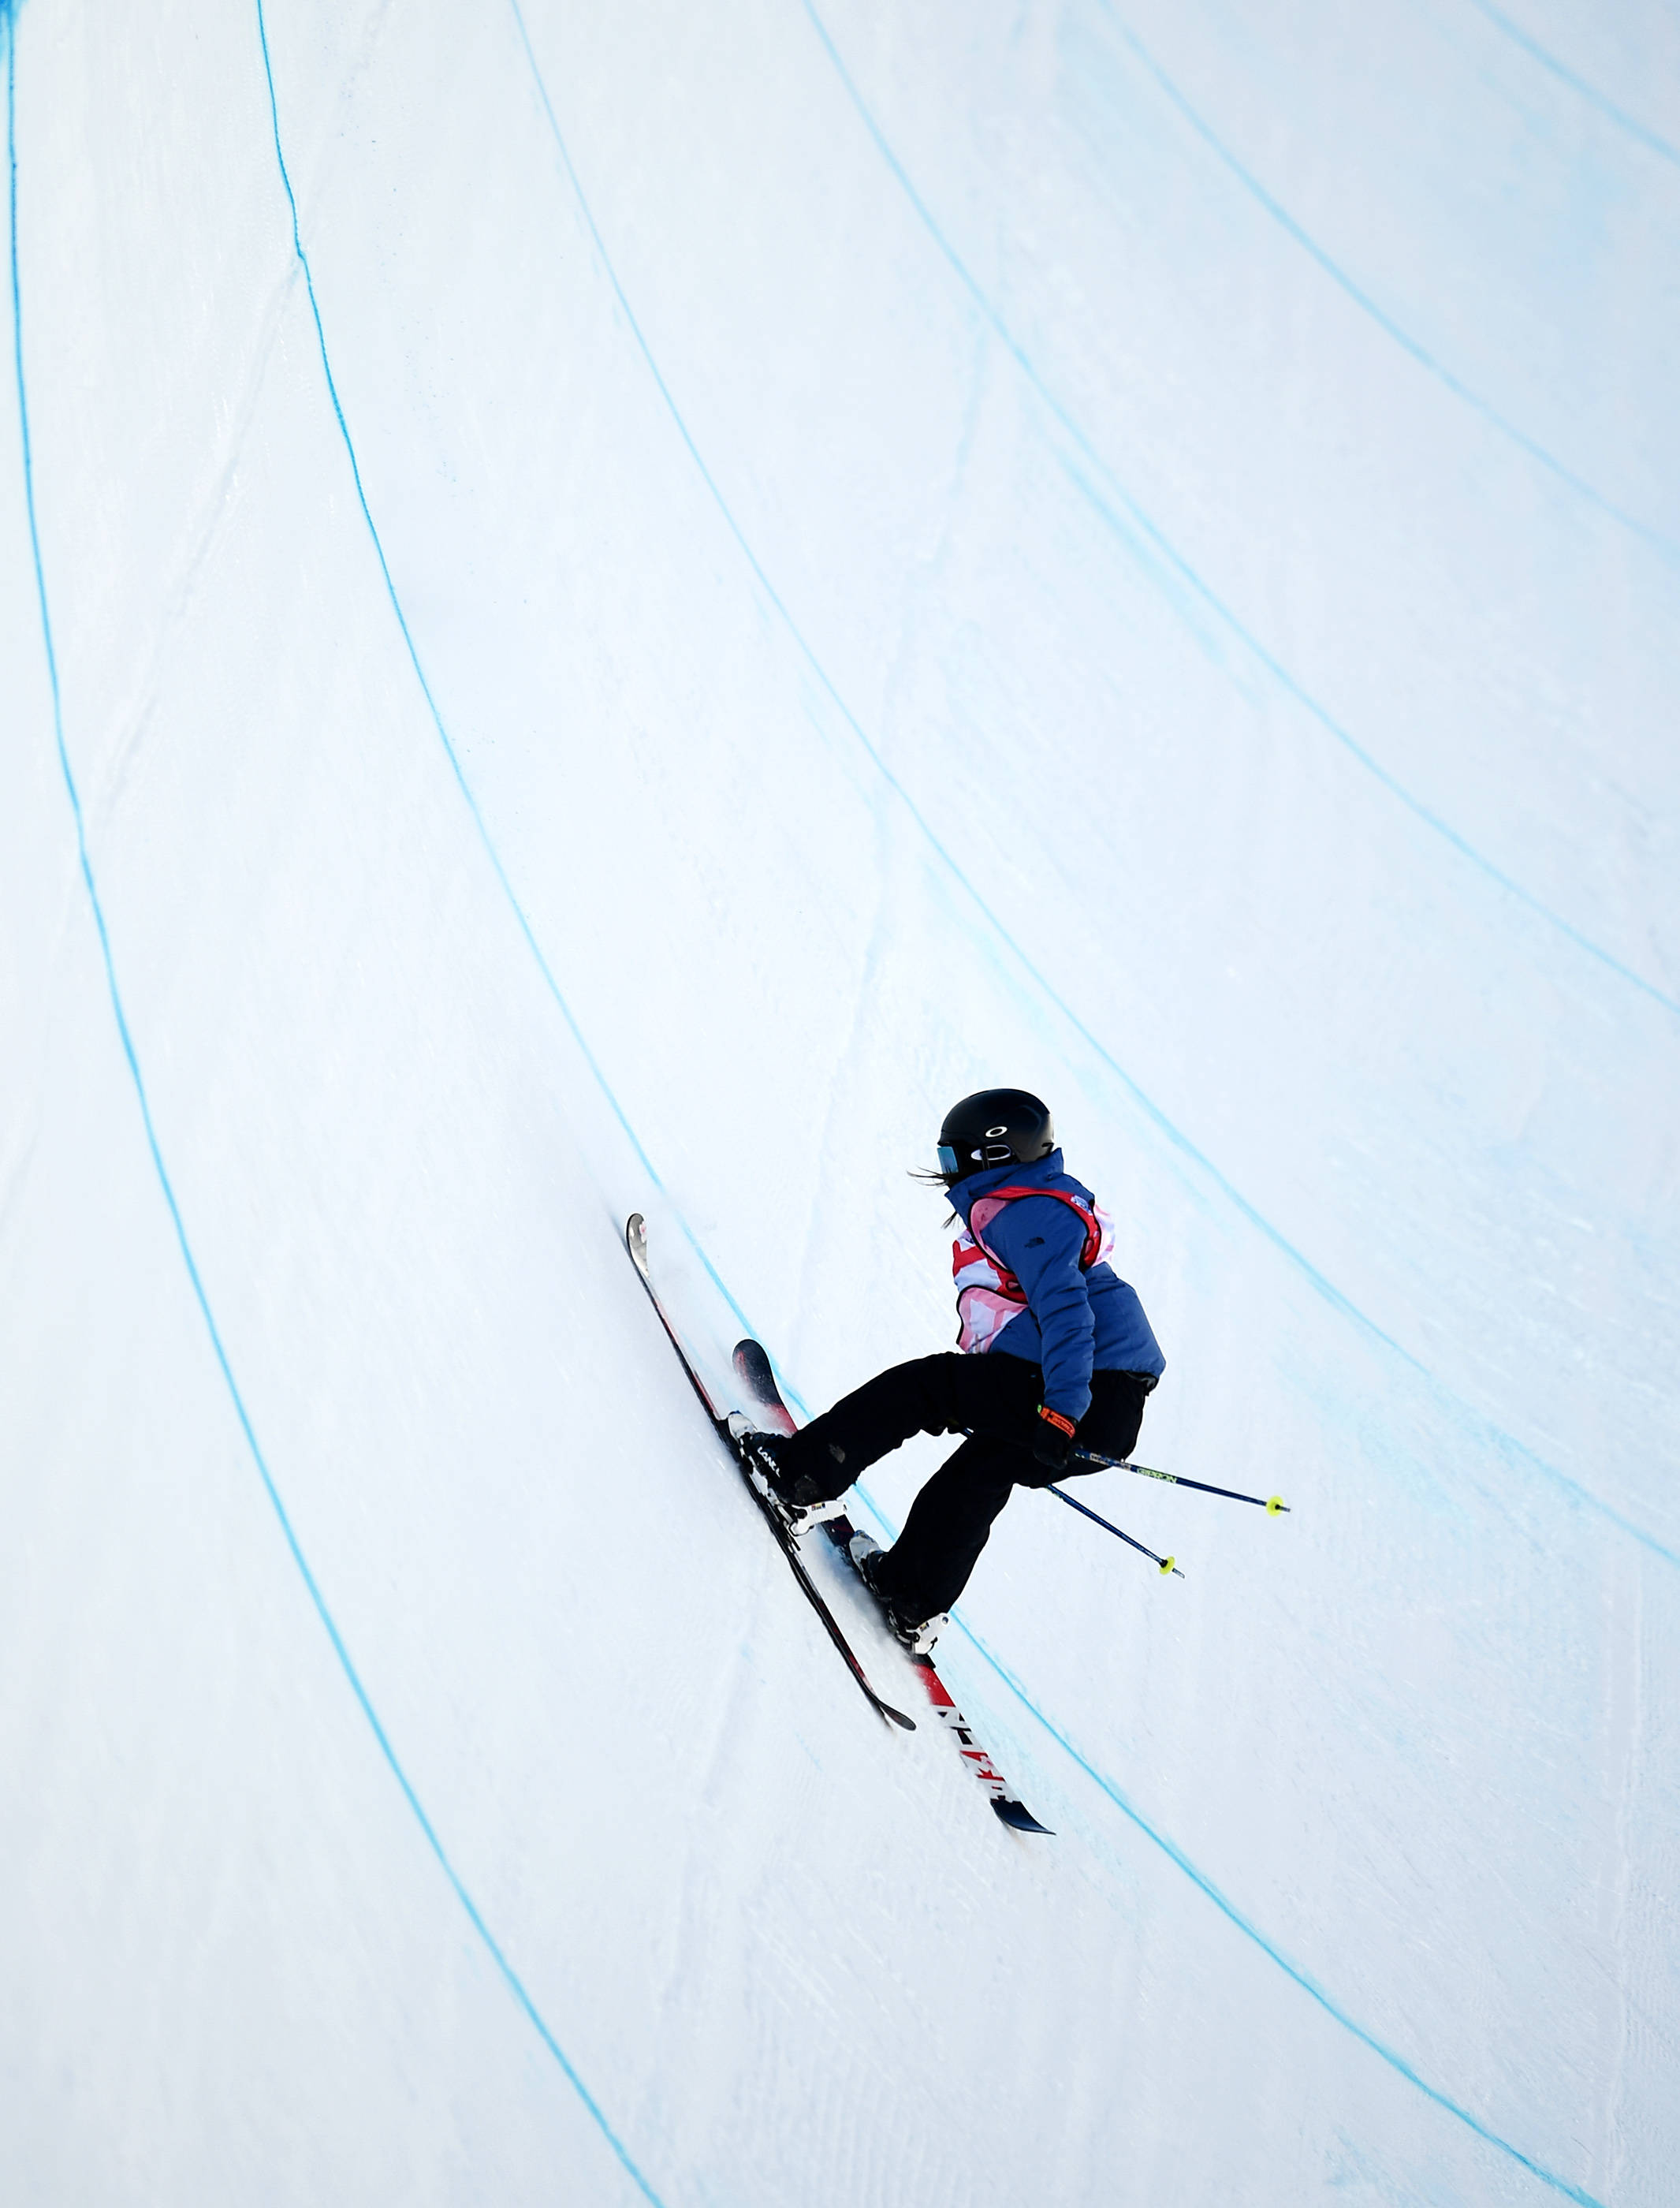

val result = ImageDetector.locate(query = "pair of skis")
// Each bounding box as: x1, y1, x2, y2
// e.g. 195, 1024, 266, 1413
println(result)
625, 1215, 1050, 1835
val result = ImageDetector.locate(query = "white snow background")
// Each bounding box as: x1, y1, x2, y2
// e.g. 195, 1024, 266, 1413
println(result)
3, 0, 1676, 2202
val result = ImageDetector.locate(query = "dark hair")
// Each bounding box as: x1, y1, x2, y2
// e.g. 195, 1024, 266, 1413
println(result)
907, 1165, 959, 1225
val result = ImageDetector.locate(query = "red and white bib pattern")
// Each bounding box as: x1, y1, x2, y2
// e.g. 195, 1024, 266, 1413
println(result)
952, 1185, 1115, 1355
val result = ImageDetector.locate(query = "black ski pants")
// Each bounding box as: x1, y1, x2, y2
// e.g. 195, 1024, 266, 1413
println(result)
784, 1352, 1155, 1620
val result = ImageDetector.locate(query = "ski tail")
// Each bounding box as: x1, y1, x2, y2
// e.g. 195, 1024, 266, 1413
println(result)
991, 1796, 1056, 1835
732, 1337, 798, 1434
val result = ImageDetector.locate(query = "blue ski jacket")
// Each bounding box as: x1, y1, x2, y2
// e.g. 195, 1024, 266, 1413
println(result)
948, 1151, 1164, 1423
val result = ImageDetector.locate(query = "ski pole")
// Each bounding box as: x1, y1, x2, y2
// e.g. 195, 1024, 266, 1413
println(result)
1075, 1448, 1289, 1516
1045, 1483, 1184, 1578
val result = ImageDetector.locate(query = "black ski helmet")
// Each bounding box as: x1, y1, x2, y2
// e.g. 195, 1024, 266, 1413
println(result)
937, 1089, 1056, 1184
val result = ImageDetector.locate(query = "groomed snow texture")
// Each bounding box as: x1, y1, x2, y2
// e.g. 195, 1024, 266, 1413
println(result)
3, 1, 1677, 2202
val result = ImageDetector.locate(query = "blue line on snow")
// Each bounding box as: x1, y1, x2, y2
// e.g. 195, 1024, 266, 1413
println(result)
248, 0, 744, 1343
1462, 0, 1680, 168
8, 19, 663, 2202
1082, 0, 1678, 548
746, 1389, 1604, 2206
958, 1615, 1604, 2206
224, 9, 1616, 2192
505, 0, 1678, 1572
242, 64, 1671, 2204
0, 0, 1621, 2191
4, 0, 1616, 2176
798, 0, 1680, 1017
222, 21, 1615, 2154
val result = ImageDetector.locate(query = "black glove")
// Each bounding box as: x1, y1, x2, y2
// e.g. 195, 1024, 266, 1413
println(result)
1029, 1404, 1078, 1475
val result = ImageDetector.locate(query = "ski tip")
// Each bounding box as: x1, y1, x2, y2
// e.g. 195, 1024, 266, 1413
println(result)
881, 1702, 918, 1732
625, 1213, 647, 1260
993, 1798, 1054, 1837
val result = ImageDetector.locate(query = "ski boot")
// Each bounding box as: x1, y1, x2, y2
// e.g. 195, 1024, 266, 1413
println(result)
847, 1530, 946, 1655
729, 1417, 845, 1532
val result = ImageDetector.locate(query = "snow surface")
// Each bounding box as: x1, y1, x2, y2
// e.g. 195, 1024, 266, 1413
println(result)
3, 0, 1676, 2201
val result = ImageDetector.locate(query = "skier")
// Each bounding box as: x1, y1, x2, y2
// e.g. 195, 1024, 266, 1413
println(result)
747, 1089, 1164, 1648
